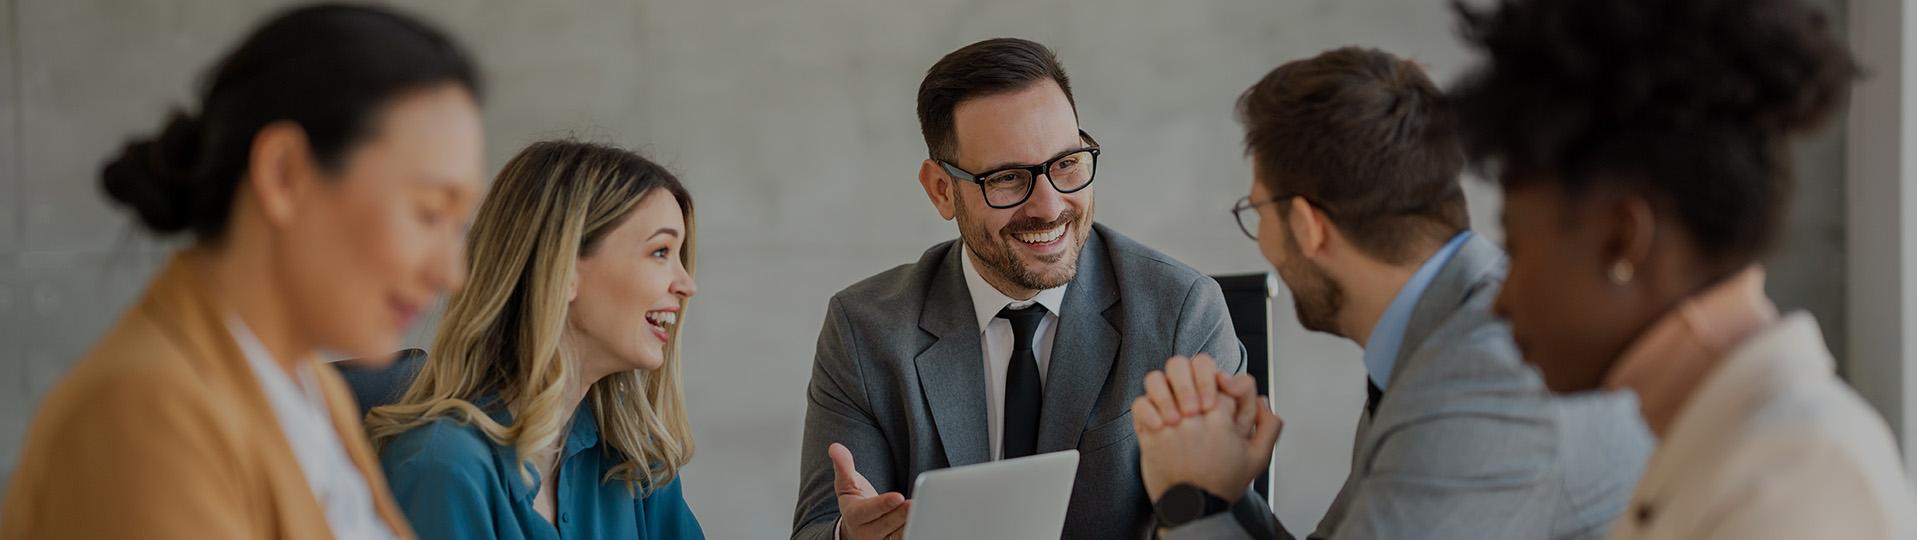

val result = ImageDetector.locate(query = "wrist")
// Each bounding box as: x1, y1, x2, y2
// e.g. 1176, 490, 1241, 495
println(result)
1154, 483, 1231, 529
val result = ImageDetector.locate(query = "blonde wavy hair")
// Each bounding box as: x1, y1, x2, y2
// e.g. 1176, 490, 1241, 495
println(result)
366, 140, 695, 492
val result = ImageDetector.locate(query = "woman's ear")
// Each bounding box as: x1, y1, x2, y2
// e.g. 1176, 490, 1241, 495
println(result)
1604, 191, 1657, 278
246, 121, 318, 229
567, 264, 580, 303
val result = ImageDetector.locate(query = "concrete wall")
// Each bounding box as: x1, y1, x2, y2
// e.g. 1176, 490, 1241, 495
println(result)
0, 0, 1850, 537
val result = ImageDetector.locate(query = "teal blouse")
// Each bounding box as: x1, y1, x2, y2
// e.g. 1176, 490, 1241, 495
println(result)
378, 399, 704, 540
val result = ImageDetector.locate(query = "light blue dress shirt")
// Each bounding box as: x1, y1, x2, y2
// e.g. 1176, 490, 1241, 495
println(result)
1363, 230, 1473, 388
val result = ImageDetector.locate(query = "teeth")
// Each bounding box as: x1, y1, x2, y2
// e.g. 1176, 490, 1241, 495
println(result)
1014, 225, 1066, 244
1012, 225, 1073, 243
645, 311, 677, 327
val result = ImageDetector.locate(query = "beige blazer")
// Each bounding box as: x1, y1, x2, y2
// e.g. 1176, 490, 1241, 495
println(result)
0, 252, 414, 539
1607, 314, 1917, 539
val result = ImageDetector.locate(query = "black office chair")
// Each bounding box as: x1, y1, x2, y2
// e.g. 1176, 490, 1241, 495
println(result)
1210, 272, 1275, 498
335, 348, 427, 417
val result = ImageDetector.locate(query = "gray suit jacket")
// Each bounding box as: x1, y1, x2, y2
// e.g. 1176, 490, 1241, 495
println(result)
792, 223, 1247, 539
1169, 234, 1652, 540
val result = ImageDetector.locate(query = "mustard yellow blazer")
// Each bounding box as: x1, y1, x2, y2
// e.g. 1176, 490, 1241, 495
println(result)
0, 252, 413, 539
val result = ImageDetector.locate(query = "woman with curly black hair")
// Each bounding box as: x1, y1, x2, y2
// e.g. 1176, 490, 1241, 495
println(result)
1452, 0, 1917, 537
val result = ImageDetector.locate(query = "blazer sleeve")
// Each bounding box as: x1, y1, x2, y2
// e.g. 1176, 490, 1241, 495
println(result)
1172, 276, 1248, 376
640, 477, 707, 539
380, 426, 501, 540
792, 296, 892, 540
1322, 386, 1560, 539
1, 369, 252, 539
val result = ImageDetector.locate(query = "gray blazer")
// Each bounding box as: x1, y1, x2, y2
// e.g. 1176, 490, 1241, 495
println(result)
792, 223, 1247, 540
1169, 234, 1652, 540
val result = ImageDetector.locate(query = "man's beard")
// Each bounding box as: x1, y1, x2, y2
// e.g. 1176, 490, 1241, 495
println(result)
1277, 227, 1345, 335
955, 200, 1088, 292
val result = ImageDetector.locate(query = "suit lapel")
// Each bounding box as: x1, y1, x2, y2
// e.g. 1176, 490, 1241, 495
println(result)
914, 242, 993, 466
1394, 234, 1505, 371
1037, 230, 1120, 452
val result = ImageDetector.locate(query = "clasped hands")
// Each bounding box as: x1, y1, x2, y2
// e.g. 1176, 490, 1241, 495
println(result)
1133, 354, 1284, 504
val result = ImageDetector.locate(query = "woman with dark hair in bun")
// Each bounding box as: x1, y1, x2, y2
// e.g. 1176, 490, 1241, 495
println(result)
0, 4, 484, 539
1453, 0, 1916, 537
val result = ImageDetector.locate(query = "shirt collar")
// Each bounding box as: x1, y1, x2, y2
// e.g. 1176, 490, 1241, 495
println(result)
1363, 230, 1473, 388
478, 393, 602, 500
1604, 266, 1776, 437
228, 317, 319, 402
960, 244, 1068, 333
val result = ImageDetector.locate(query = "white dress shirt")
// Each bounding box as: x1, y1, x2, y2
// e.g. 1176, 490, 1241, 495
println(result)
230, 319, 397, 540
960, 246, 1069, 461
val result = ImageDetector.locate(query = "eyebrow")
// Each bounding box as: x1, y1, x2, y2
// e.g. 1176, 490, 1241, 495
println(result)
974, 144, 1092, 174
649, 228, 682, 240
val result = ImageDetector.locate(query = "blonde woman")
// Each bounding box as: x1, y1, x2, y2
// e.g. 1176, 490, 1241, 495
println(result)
367, 140, 703, 539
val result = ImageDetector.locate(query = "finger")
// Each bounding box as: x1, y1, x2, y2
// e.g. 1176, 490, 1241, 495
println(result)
869, 498, 912, 534
829, 443, 875, 497
844, 492, 905, 525
1142, 371, 1182, 424
1210, 388, 1239, 420
879, 501, 913, 540
1132, 396, 1165, 432
1250, 398, 1284, 459
1234, 398, 1256, 438
1164, 356, 1200, 416
1219, 373, 1260, 436
1219, 371, 1259, 399
1192, 354, 1220, 412
1228, 378, 1259, 432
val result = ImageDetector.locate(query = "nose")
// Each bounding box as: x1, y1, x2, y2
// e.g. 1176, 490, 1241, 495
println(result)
1020, 173, 1069, 220
670, 261, 697, 300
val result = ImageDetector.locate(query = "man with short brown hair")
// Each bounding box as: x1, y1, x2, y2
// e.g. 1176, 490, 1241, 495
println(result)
1135, 47, 1652, 540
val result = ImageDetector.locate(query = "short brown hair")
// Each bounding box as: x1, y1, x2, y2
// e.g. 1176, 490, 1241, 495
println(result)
1237, 47, 1467, 264
917, 38, 1076, 161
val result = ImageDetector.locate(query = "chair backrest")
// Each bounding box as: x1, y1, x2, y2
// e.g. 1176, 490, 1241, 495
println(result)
1209, 272, 1274, 498
335, 348, 427, 417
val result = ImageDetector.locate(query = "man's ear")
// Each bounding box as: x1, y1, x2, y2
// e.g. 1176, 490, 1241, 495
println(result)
1287, 196, 1330, 258
246, 120, 318, 229
919, 159, 958, 221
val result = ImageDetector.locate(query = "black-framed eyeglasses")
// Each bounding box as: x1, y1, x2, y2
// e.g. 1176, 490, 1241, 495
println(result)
937, 130, 1101, 209
1231, 194, 1328, 241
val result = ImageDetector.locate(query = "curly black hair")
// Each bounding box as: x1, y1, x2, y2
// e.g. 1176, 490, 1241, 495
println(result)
1449, 0, 1857, 264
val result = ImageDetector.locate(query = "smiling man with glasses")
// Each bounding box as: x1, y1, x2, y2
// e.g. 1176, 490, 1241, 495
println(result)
1133, 47, 1654, 540
791, 38, 1249, 540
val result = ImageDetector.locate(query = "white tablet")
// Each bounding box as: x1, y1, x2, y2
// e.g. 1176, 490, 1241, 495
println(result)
903, 449, 1080, 540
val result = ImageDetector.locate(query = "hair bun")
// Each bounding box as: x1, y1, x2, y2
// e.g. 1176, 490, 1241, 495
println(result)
100, 111, 205, 234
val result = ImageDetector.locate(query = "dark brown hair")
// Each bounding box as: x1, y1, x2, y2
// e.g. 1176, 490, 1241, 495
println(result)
1450, 0, 1857, 265
100, 3, 482, 239
916, 38, 1076, 161
1237, 47, 1468, 264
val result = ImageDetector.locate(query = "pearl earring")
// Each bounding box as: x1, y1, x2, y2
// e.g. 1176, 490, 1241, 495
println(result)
1609, 260, 1635, 285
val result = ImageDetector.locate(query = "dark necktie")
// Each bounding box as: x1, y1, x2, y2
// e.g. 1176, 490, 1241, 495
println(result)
998, 303, 1048, 459
1365, 378, 1384, 417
